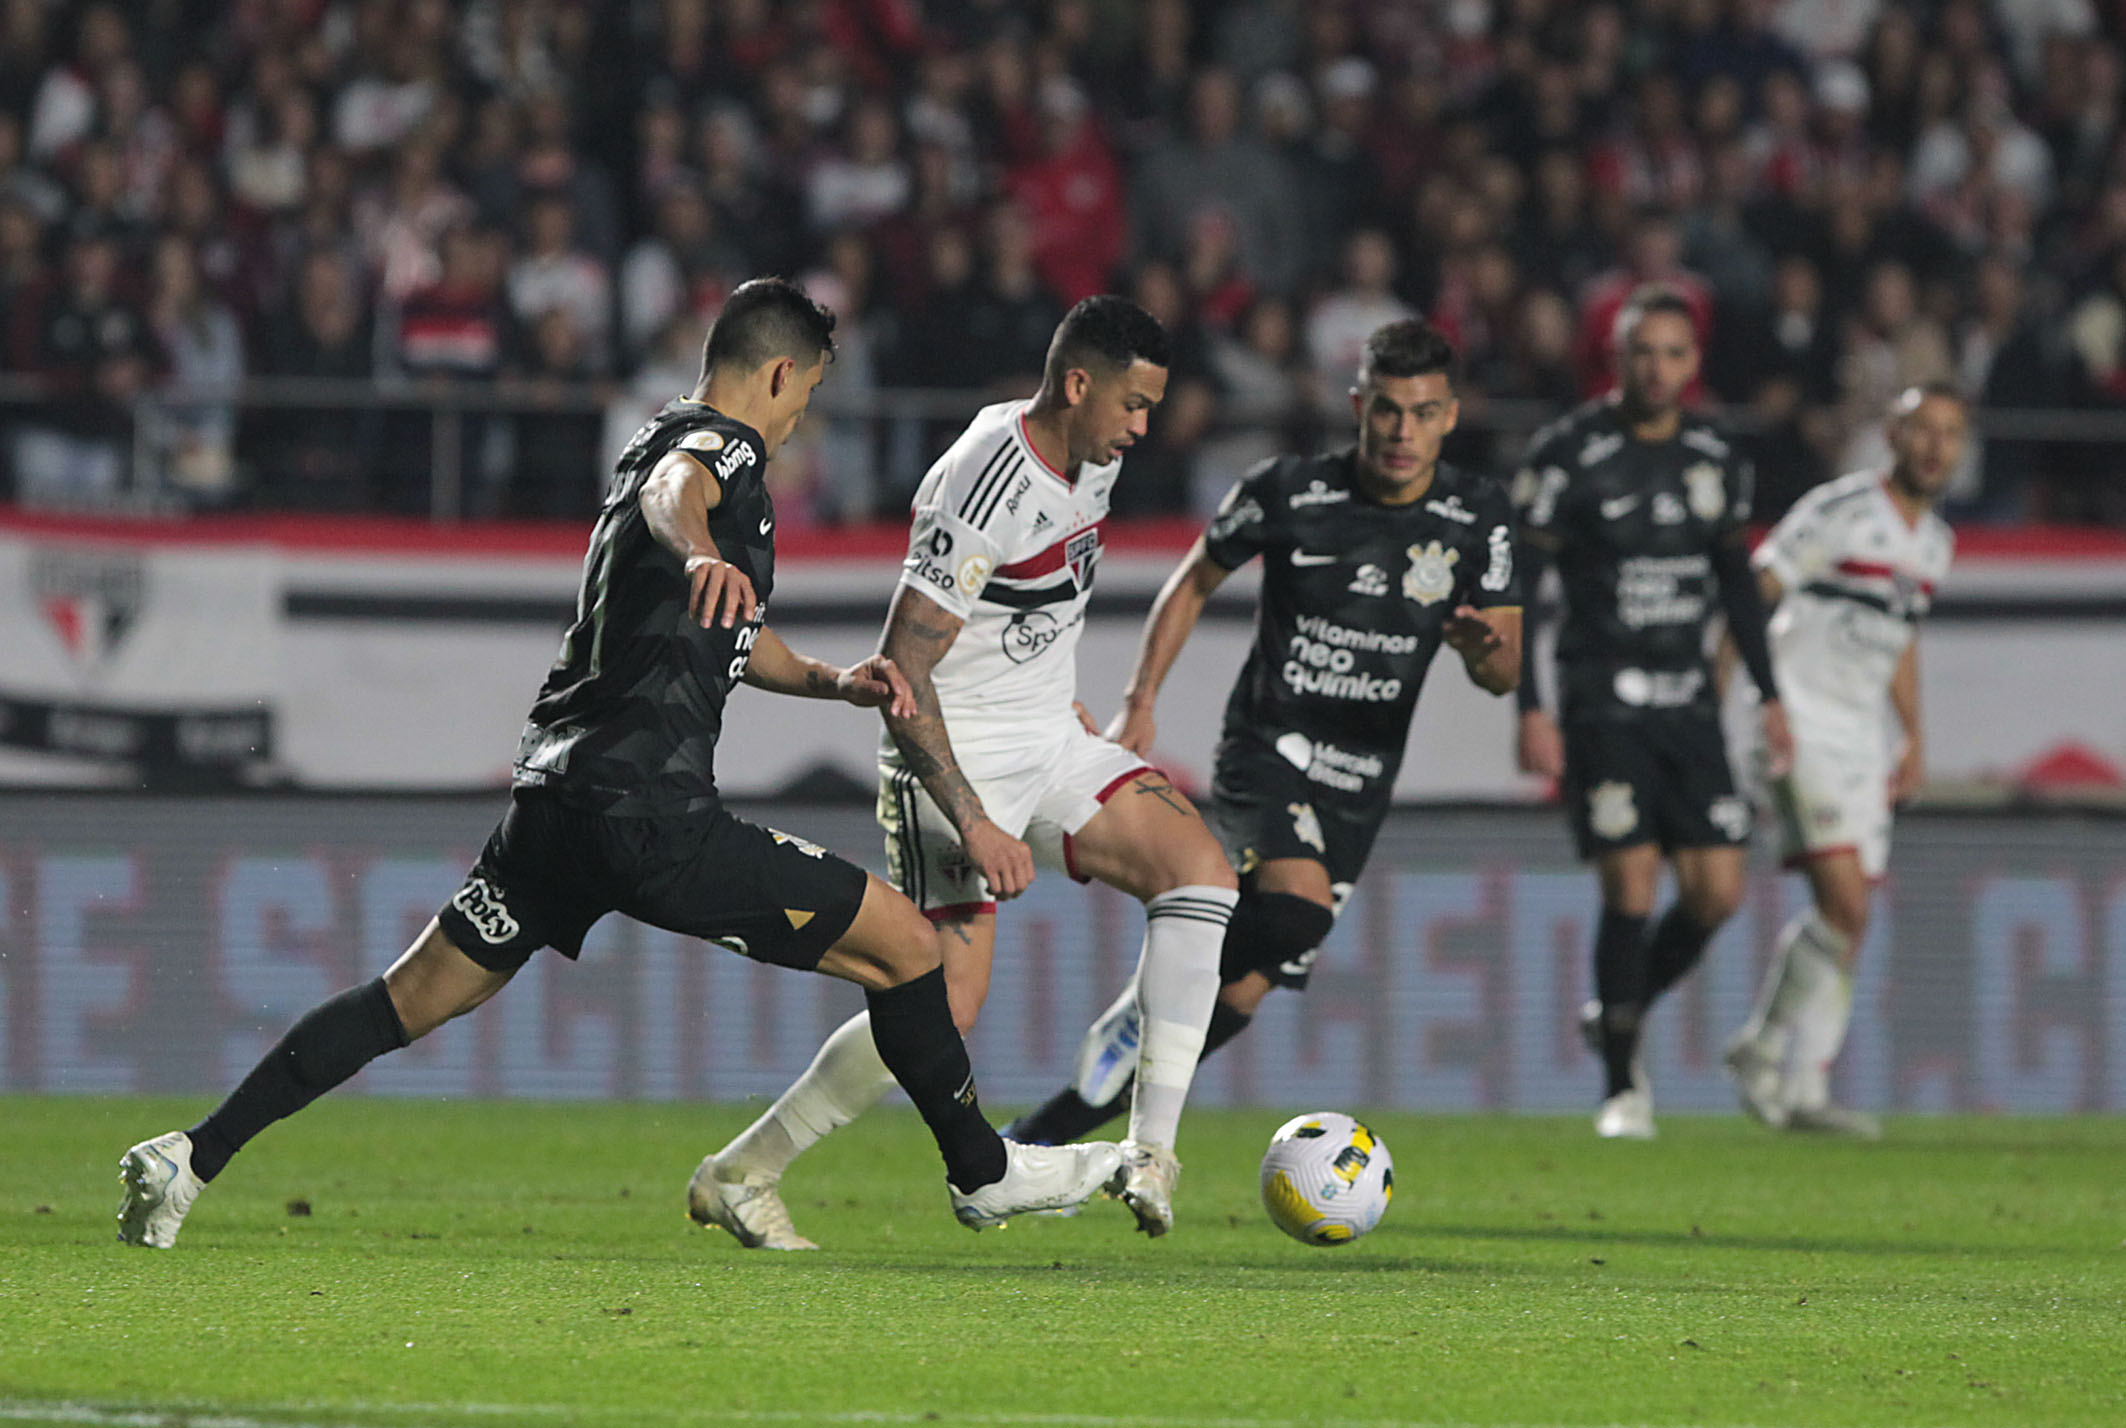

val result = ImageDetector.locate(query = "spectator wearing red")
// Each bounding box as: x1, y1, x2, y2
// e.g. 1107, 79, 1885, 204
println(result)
1005, 78, 1125, 306
1572, 212, 1713, 399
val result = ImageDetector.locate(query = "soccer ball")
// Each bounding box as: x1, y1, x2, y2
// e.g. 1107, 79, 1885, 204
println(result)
1258, 1111, 1394, 1246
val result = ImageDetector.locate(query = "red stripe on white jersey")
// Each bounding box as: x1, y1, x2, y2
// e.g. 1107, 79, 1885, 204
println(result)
1835, 558, 1935, 595
993, 521, 1105, 579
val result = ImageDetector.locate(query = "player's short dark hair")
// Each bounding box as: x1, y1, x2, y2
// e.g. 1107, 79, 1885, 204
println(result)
1613, 284, 1699, 347
1044, 295, 1170, 387
1358, 319, 1457, 389
700, 277, 838, 380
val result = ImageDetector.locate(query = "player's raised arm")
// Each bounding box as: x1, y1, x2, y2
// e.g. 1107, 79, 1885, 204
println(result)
639, 448, 756, 629
741, 626, 916, 719
880, 583, 1036, 899
1108, 537, 1233, 754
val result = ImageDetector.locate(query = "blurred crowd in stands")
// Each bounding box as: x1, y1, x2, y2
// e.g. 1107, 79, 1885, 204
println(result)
4, 0, 2126, 526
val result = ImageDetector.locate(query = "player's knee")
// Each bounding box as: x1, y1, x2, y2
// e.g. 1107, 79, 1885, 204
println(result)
1682, 878, 1745, 928
1149, 824, 1239, 895
1221, 891, 1335, 984
1819, 894, 1869, 947
843, 891, 944, 991
1218, 975, 1273, 1017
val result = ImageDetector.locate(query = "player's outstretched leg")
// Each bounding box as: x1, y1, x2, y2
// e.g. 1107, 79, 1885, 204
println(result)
689, 1012, 893, 1249
1725, 848, 1878, 1138
118, 921, 506, 1247
1065, 772, 1239, 1235
1588, 844, 1682, 1139
1008, 881, 1329, 1146
694, 907, 996, 1247
786, 876, 1122, 1232
1723, 912, 1842, 1127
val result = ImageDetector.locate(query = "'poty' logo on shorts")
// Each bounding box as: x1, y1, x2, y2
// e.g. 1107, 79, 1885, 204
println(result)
451, 876, 520, 945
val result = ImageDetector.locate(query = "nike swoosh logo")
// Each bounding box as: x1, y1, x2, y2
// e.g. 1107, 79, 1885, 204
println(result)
1291, 552, 1338, 566
759, 518, 773, 534
1600, 495, 1639, 519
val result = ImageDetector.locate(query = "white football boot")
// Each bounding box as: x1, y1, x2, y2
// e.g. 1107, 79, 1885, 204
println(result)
1594, 1088, 1657, 1140
687, 1157, 818, 1251
1111, 1139, 1182, 1237
951, 1140, 1123, 1230
1722, 1036, 1789, 1128
1784, 1103, 1883, 1140
116, 1131, 205, 1248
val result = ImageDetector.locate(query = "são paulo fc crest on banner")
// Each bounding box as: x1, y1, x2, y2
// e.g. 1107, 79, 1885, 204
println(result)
1402, 541, 1458, 605
1684, 462, 1726, 521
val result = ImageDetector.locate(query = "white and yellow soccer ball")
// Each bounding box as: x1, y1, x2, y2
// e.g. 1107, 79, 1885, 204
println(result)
1258, 1111, 1394, 1246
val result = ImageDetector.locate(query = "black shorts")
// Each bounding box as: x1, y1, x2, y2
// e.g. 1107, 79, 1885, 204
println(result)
1560, 706, 1752, 859
435, 790, 870, 973
1209, 735, 1391, 989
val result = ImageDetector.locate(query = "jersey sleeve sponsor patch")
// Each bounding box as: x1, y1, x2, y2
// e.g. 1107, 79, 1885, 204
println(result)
901, 509, 1007, 619
1204, 463, 1277, 567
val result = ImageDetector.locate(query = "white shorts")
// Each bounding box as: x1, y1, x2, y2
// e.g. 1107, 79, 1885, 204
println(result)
877, 715, 1152, 916
1772, 736, 1892, 881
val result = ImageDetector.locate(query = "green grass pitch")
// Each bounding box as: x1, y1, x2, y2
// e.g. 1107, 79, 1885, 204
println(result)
3, 1097, 2122, 1428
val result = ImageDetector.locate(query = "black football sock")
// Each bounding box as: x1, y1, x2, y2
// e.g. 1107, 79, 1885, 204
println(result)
188, 977, 410, 1182
865, 968, 1008, 1192
1592, 908, 1650, 1099
1642, 903, 1717, 1006
1010, 998, 1257, 1145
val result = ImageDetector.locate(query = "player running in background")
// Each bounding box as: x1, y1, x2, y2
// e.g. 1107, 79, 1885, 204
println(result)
1006, 320, 1522, 1146
116, 279, 1120, 1249
1722, 384, 1963, 1139
1513, 285, 1793, 1140
693, 297, 1238, 1246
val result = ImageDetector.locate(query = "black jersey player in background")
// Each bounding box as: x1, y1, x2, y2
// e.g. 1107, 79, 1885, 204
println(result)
1008, 320, 1521, 1146
116, 279, 1121, 1249
1512, 285, 1793, 1140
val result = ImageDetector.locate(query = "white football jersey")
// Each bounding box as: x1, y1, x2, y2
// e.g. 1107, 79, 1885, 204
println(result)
894, 401, 1121, 744
1754, 469, 1954, 746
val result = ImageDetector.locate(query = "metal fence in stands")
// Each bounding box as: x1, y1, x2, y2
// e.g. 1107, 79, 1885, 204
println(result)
4, 375, 2125, 522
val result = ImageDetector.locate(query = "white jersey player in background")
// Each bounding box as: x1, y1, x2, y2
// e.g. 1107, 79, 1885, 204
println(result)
693, 297, 1239, 1244
1723, 383, 1964, 1138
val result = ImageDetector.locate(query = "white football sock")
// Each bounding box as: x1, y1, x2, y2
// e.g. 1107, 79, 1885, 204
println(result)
1069, 973, 1143, 1108
1125, 884, 1237, 1150
713, 1011, 894, 1182
1783, 938, 1854, 1112
1734, 912, 1849, 1064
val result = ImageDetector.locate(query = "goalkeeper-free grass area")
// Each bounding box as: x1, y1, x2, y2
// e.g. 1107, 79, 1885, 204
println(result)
2, 1097, 2121, 1428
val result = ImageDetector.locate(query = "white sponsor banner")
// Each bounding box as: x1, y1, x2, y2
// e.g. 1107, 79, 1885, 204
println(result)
0, 518, 2119, 797
0, 530, 277, 776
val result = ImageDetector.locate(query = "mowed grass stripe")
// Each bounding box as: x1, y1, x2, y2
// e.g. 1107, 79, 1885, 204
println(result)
3, 1097, 2122, 1428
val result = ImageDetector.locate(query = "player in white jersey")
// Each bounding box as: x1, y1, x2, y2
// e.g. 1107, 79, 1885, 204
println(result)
693, 298, 1239, 1244
1723, 383, 1964, 1137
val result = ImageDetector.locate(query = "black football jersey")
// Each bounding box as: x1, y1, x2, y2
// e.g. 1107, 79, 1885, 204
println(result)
1203, 450, 1521, 794
512, 398, 775, 814
1512, 401, 1752, 716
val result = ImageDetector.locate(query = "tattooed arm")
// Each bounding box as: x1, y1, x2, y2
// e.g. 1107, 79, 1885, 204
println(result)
880, 585, 1036, 899
742, 627, 916, 716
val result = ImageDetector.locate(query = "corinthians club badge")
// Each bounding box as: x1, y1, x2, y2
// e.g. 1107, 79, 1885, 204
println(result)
1402, 541, 1459, 605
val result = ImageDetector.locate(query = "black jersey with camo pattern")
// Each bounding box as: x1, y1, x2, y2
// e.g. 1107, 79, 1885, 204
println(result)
512, 399, 775, 815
